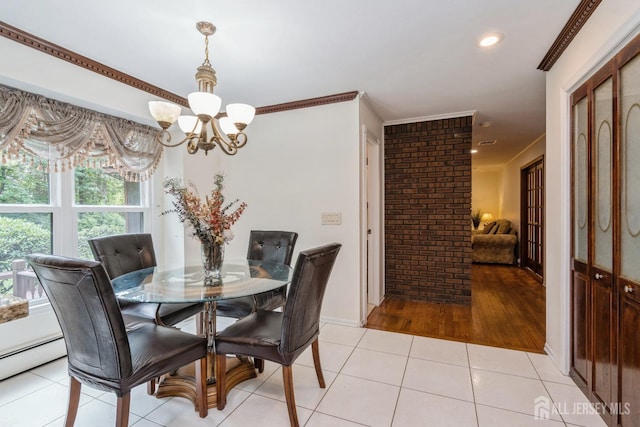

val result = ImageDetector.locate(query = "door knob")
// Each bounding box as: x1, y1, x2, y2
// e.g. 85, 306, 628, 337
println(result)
624, 285, 635, 294
594, 273, 603, 280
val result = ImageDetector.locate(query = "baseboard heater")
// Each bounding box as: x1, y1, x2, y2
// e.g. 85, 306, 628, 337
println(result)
0, 336, 66, 380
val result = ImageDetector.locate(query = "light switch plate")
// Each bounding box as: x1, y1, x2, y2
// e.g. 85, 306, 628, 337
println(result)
321, 212, 341, 225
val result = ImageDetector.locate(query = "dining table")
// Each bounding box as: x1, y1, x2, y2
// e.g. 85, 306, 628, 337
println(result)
112, 259, 293, 409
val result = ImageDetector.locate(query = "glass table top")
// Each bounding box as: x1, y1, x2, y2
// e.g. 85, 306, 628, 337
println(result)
112, 260, 292, 304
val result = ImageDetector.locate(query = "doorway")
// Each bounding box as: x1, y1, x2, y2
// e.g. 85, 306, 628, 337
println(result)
361, 125, 382, 322
520, 156, 544, 277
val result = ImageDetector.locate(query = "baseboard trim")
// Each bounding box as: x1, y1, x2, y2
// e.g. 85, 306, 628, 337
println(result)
320, 316, 361, 328
0, 337, 66, 380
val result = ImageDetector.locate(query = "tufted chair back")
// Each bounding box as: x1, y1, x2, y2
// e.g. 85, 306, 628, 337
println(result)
246, 230, 298, 265
216, 230, 298, 319
88, 233, 203, 328
88, 233, 157, 279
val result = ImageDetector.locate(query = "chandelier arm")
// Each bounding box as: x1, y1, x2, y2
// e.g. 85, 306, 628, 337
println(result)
187, 138, 199, 154
155, 130, 191, 148
234, 132, 248, 149
210, 120, 239, 155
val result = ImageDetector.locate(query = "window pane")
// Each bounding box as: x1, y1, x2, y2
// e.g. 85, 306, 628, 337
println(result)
0, 160, 50, 204
0, 213, 52, 300
77, 212, 144, 259
75, 167, 141, 206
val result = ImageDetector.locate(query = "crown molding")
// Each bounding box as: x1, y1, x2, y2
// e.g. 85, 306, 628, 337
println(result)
0, 21, 189, 107
0, 21, 357, 116
256, 91, 359, 115
537, 0, 603, 71
384, 110, 476, 126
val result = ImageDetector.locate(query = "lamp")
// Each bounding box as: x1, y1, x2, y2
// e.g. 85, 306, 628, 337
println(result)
481, 212, 494, 226
148, 21, 255, 156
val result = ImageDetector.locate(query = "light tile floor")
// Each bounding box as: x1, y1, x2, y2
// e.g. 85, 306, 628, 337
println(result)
0, 322, 608, 427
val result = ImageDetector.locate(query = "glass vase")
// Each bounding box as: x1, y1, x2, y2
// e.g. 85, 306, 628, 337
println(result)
201, 241, 224, 283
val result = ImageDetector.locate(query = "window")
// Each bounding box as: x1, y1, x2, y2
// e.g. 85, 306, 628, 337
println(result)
0, 160, 52, 302
74, 166, 146, 259
0, 161, 151, 304
0, 85, 159, 375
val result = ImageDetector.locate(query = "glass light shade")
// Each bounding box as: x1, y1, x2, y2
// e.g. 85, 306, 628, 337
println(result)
187, 92, 222, 118
177, 115, 202, 135
148, 101, 181, 124
218, 117, 237, 135
226, 103, 256, 125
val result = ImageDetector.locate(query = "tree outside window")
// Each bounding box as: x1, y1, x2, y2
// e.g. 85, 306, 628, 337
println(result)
0, 161, 146, 300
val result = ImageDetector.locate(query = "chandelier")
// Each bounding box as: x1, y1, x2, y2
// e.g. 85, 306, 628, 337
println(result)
148, 21, 255, 156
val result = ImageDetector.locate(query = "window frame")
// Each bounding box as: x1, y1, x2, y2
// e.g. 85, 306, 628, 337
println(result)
0, 165, 153, 371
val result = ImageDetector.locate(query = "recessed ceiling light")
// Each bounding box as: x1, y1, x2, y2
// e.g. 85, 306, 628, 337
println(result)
479, 33, 504, 48
471, 149, 478, 154
479, 121, 493, 128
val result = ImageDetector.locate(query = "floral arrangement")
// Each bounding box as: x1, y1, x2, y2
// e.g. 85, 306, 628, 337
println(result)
163, 174, 247, 245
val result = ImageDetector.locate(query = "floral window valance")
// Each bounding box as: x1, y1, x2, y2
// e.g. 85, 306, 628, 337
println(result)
0, 84, 162, 182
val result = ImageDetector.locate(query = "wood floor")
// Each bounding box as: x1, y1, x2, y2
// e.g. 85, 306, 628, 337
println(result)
366, 264, 546, 353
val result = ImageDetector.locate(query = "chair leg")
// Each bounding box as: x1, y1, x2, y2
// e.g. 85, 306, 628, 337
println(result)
254, 357, 265, 373
215, 353, 227, 410
196, 311, 204, 336
147, 378, 156, 395
311, 339, 326, 388
282, 365, 299, 427
115, 393, 131, 427
196, 356, 208, 417
64, 377, 81, 427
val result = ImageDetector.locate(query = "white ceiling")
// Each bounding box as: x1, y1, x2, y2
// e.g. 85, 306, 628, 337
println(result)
0, 0, 580, 168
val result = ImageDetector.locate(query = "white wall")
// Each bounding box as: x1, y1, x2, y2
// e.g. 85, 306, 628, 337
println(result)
500, 135, 545, 234
471, 168, 502, 221
0, 37, 153, 125
544, 0, 640, 373
178, 100, 364, 326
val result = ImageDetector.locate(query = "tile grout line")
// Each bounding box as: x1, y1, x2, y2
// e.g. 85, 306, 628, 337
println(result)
466, 342, 481, 427
388, 335, 413, 427
308, 330, 362, 425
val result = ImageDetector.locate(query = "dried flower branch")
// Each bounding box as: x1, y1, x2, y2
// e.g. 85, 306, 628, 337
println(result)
163, 174, 247, 245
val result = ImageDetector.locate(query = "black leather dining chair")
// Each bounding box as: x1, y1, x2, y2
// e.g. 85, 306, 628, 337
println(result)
214, 243, 341, 427
88, 233, 204, 327
215, 230, 298, 319
26, 254, 208, 427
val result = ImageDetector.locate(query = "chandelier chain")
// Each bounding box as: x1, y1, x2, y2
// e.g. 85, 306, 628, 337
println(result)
203, 35, 211, 67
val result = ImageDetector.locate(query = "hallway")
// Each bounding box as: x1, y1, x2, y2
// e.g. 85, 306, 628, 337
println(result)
366, 264, 545, 353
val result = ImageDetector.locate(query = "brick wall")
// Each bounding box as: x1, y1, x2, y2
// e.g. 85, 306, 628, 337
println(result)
384, 116, 472, 305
